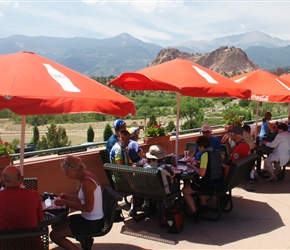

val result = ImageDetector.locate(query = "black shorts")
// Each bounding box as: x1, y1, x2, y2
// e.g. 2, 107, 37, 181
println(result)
190, 178, 222, 191
69, 214, 104, 237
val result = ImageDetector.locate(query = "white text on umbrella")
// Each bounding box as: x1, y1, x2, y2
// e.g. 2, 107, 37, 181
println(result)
43, 64, 81, 92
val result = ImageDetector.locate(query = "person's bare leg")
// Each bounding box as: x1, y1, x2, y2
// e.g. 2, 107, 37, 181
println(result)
264, 157, 275, 177
199, 195, 207, 206
182, 185, 197, 213
50, 225, 79, 250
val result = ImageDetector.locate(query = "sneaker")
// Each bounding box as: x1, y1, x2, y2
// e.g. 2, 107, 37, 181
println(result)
266, 176, 278, 182
249, 177, 257, 184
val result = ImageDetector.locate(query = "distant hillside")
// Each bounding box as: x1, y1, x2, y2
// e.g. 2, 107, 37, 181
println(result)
0, 33, 162, 76
1, 31, 290, 76
174, 31, 290, 53
245, 45, 290, 69
151, 46, 258, 76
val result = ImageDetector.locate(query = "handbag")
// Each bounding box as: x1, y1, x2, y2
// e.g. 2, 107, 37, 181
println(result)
164, 203, 184, 234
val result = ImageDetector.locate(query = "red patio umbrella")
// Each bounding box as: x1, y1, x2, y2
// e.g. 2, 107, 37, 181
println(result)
0, 51, 136, 174
281, 74, 290, 116
232, 70, 290, 136
110, 58, 252, 160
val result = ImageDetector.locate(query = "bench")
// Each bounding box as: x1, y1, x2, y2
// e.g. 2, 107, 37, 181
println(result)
75, 186, 122, 250
104, 163, 181, 226
0, 226, 49, 250
196, 153, 258, 221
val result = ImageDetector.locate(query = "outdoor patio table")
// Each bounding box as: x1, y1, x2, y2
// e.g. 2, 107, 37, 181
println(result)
39, 207, 69, 227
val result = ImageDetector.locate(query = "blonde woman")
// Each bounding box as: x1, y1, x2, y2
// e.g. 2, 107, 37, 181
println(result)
50, 155, 104, 250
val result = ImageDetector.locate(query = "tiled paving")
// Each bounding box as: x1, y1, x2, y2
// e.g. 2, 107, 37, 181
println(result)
50, 164, 290, 249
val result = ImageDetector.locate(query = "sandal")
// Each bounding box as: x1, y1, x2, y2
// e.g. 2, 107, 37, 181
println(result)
266, 176, 278, 182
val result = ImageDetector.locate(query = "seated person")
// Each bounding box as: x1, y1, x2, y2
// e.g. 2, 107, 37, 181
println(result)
127, 127, 146, 166
259, 112, 277, 138
143, 145, 179, 210
242, 124, 256, 183
50, 155, 104, 249
110, 130, 131, 165
262, 123, 290, 182
225, 125, 251, 163
0, 165, 44, 230
191, 124, 222, 164
106, 119, 126, 154
182, 136, 223, 220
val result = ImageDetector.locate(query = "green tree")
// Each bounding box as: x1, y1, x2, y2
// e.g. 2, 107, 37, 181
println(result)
181, 119, 200, 130
103, 123, 113, 141
148, 114, 157, 126
37, 124, 71, 151
31, 125, 39, 145
87, 125, 95, 142
179, 97, 204, 123
166, 120, 176, 132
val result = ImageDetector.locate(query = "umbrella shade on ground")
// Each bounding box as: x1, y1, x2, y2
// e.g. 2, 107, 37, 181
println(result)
231, 70, 290, 136
0, 51, 136, 174
109, 58, 252, 160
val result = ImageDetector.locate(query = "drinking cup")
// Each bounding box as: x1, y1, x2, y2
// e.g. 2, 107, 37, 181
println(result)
184, 150, 189, 158
221, 133, 230, 143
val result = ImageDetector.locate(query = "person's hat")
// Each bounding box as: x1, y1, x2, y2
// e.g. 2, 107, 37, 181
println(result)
201, 124, 212, 132
228, 125, 244, 135
113, 119, 126, 129
146, 145, 166, 160
128, 127, 139, 138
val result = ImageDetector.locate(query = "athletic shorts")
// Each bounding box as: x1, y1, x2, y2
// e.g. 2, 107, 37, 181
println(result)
69, 214, 104, 237
190, 178, 222, 191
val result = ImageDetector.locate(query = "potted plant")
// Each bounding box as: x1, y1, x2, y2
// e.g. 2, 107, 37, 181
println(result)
0, 139, 13, 166
143, 124, 171, 145
223, 114, 243, 130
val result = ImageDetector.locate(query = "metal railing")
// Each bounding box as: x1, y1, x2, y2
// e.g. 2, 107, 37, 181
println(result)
11, 115, 287, 161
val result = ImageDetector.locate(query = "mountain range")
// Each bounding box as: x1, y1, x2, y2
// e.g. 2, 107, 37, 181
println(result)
1, 31, 290, 77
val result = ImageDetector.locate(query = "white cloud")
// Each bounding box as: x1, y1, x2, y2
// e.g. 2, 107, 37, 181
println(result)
0, 1, 290, 45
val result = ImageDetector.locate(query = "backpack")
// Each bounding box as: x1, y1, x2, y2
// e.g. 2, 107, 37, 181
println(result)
159, 165, 179, 194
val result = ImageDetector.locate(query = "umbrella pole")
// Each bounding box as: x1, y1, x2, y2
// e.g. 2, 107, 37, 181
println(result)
20, 115, 26, 175
254, 101, 260, 138
175, 93, 180, 165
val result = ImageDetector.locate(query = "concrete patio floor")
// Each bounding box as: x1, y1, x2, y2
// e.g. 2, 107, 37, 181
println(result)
50, 166, 290, 250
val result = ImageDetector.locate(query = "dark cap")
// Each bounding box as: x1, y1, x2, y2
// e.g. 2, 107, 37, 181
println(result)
228, 125, 244, 135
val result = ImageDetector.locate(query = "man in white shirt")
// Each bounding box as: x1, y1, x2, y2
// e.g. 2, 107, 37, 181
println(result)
262, 123, 290, 182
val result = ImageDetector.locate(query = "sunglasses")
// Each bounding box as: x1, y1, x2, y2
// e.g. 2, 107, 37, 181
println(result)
119, 138, 129, 143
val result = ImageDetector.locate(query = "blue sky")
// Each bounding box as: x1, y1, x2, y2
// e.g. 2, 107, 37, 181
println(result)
0, 0, 290, 47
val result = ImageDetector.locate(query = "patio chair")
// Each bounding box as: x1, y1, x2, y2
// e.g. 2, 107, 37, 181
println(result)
0, 226, 49, 250
75, 186, 122, 250
23, 178, 38, 190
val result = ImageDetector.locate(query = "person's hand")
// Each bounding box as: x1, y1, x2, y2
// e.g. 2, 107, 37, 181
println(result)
58, 192, 69, 199
54, 197, 66, 207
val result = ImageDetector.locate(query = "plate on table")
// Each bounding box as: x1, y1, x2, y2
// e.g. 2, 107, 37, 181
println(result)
171, 168, 182, 174
177, 165, 188, 171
